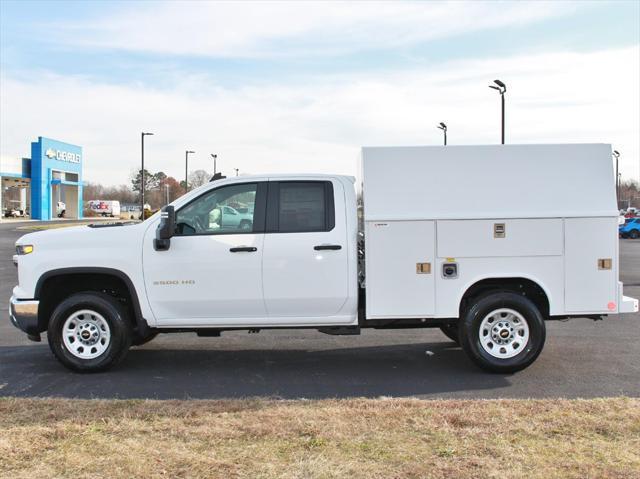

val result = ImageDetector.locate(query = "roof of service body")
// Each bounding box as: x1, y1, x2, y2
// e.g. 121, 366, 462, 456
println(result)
360, 144, 617, 220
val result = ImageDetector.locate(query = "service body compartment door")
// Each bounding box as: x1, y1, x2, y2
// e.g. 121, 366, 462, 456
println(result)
365, 220, 435, 318
564, 217, 618, 313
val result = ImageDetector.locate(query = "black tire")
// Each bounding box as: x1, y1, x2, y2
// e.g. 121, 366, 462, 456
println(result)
459, 291, 546, 373
439, 323, 459, 344
630, 229, 640, 239
239, 220, 252, 231
132, 331, 159, 346
47, 292, 132, 372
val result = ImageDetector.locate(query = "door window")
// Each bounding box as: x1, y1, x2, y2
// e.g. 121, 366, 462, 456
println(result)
270, 181, 335, 233
175, 183, 260, 235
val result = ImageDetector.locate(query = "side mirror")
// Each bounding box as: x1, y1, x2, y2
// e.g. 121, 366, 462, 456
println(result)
154, 205, 175, 251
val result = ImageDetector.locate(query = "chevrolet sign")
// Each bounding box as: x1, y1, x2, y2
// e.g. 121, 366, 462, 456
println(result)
45, 147, 81, 164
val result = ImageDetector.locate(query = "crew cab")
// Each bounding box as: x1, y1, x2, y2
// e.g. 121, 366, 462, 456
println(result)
10, 144, 638, 373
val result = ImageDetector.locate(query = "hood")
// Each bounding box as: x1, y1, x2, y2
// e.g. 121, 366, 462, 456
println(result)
15, 221, 149, 252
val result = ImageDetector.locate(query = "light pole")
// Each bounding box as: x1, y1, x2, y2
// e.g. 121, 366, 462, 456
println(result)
618, 172, 622, 209
489, 79, 506, 144
185, 150, 195, 193
165, 183, 170, 205
613, 150, 620, 204
141, 132, 153, 216
234, 168, 239, 177
211, 154, 217, 175
437, 122, 447, 145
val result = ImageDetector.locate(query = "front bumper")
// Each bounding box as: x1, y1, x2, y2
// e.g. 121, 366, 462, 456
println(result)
9, 295, 41, 336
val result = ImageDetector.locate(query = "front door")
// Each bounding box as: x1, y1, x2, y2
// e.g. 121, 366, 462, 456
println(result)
262, 180, 350, 318
143, 182, 267, 325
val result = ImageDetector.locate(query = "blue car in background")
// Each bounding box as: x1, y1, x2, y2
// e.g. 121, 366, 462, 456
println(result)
619, 218, 640, 239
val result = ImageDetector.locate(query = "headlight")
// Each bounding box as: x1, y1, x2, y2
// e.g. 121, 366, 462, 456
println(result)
16, 244, 34, 255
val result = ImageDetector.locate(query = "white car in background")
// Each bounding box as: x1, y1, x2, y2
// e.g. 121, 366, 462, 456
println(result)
56, 202, 66, 218
4, 208, 24, 218
209, 205, 253, 230
221, 205, 253, 230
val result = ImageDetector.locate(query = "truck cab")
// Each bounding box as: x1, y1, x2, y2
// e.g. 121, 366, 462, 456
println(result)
145, 175, 358, 326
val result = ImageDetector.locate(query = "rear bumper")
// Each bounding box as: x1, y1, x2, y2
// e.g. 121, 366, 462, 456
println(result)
620, 295, 639, 314
618, 282, 639, 313
9, 295, 40, 335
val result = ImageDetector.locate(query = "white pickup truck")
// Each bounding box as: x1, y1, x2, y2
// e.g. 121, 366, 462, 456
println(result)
10, 144, 638, 373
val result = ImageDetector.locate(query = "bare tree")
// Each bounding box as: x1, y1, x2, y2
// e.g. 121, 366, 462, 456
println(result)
620, 179, 640, 210
84, 182, 136, 203
188, 169, 211, 189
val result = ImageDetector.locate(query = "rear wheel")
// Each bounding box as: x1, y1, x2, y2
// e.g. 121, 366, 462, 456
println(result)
47, 292, 132, 372
459, 291, 545, 373
630, 229, 640, 239
439, 324, 459, 344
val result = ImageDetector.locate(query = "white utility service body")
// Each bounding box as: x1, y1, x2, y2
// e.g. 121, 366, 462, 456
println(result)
361, 144, 637, 319
9, 144, 637, 373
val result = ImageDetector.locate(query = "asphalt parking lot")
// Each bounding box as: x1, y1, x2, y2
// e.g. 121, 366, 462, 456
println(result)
1, 220, 638, 399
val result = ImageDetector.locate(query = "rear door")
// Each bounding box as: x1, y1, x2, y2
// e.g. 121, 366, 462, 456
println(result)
564, 217, 618, 312
262, 180, 349, 318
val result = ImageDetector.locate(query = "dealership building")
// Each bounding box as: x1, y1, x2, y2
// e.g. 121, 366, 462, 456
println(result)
1, 137, 84, 220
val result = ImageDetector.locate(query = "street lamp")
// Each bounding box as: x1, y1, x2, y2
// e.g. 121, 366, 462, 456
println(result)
618, 172, 622, 209
234, 168, 239, 177
489, 79, 506, 144
211, 153, 217, 175
437, 122, 447, 146
141, 132, 154, 217
613, 150, 620, 203
185, 150, 195, 193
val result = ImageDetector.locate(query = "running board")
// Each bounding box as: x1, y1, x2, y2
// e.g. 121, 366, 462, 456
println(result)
317, 326, 361, 336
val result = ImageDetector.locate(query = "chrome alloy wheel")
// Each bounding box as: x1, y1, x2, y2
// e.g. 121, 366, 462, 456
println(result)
479, 308, 530, 359
62, 309, 111, 359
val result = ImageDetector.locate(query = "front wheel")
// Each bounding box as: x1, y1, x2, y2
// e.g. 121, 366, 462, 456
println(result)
47, 292, 132, 372
630, 229, 640, 239
459, 292, 546, 373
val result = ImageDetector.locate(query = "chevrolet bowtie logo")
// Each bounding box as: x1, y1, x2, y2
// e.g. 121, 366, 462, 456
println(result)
45, 148, 57, 158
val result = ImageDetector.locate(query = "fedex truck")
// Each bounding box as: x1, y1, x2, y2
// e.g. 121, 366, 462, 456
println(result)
88, 200, 121, 218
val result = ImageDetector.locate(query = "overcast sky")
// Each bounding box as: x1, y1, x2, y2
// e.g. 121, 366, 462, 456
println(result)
1, 0, 639, 185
